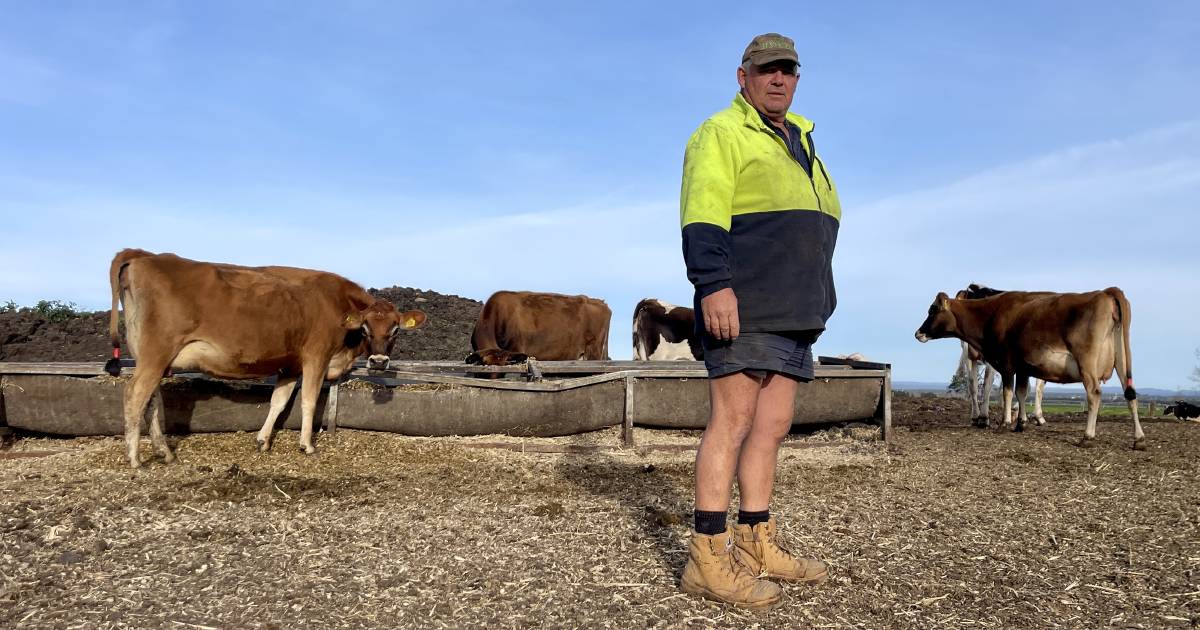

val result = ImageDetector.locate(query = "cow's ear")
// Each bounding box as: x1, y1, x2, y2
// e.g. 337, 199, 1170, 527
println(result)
937, 292, 951, 310
398, 310, 428, 330
465, 351, 483, 365
343, 311, 364, 330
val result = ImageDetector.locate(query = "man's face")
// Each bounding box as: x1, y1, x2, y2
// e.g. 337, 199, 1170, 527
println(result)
737, 60, 799, 119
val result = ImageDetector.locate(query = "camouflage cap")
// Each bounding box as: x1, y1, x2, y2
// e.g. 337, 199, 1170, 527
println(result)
741, 33, 799, 67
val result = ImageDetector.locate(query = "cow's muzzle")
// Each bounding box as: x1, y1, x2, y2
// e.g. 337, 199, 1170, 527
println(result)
367, 355, 391, 371
914, 331, 929, 343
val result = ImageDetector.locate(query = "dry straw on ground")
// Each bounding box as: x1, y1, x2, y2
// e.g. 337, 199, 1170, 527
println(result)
1, 396, 1198, 628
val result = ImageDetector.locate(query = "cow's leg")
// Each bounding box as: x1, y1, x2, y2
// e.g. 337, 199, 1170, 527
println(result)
1000, 375, 1014, 429
1013, 377, 1029, 432
145, 389, 174, 463
1032, 380, 1047, 425
123, 365, 166, 469
297, 366, 325, 455
256, 377, 299, 453
966, 361, 981, 424
1081, 373, 1102, 443
1110, 351, 1144, 446
980, 364, 996, 424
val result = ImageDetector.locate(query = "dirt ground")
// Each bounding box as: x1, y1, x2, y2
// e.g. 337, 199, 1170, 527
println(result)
0, 287, 483, 363
1, 396, 1197, 628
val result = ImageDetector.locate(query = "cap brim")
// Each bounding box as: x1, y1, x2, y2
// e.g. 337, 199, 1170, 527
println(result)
746, 50, 799, 67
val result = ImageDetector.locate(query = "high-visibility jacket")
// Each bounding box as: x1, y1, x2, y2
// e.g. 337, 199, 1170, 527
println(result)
680, 92, 841, 334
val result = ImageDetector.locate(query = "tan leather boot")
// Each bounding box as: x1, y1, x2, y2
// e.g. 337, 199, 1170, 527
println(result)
681, 528, 782, 609
732, 517, 828, 584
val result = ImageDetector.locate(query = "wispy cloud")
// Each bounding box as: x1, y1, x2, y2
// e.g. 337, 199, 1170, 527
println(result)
827, 121, 1200, 386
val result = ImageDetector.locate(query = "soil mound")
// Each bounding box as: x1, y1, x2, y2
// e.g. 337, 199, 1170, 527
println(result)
0, 288, 483, 363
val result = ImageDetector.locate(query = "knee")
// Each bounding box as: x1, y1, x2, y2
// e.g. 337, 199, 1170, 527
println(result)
707, 407, 756, 444
751, 413, 793, 444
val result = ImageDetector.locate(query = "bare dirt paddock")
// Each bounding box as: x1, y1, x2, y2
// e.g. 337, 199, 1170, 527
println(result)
2, 397, 1198, 629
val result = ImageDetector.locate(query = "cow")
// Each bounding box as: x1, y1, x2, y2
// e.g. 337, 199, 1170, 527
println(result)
632, 298, 702, 361
106, 249, 427, 467
955, 284, 1048, 427
466, 290, 611, 366
915, 287, 1144, 446
1163, 401, 1200, 421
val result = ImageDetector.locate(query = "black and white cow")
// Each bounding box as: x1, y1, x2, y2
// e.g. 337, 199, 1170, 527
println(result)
1163, 400, 1200, 421
956, 284, 1046, 427
632, 298, 702, 361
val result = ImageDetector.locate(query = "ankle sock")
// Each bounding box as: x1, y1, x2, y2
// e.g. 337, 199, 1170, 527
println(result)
694, 510, 727, 535
737, 509, 770, 527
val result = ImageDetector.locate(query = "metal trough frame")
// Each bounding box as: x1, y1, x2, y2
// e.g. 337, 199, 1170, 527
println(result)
0, 358, 892, 450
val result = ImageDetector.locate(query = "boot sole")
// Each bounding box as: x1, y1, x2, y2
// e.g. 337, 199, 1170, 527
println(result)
680, 582, 782, 610
768, 568, 828, 585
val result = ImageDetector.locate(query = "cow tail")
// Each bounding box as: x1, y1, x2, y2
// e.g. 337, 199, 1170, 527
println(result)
105, 249, 151, 376
632, 300, 648, 360
1106, 287, 1136, 401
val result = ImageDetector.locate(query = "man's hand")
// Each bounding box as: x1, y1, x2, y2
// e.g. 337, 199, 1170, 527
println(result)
701, 288, 739, 341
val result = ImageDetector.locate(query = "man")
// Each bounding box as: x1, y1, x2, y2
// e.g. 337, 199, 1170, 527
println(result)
678, 33, 840, 608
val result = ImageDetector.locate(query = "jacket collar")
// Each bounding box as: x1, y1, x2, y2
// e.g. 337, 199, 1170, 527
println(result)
733, 92, 814, 134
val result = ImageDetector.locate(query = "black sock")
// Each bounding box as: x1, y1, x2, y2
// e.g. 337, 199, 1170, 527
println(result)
738, 509, 770, 527
694, 510, 727, 535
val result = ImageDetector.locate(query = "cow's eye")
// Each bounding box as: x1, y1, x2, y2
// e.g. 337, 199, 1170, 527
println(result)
388, 325, 399, 337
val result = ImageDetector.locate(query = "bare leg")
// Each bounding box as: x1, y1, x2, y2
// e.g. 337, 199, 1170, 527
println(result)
695, 372, 760, 512
256, 377, 299, 452
145, 390, 174, 463
736, 373, 799, 511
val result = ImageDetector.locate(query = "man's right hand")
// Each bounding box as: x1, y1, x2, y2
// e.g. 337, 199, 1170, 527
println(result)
701, 288, 739, 341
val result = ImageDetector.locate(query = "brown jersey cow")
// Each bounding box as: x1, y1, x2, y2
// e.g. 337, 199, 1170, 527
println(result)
466, 291, 611, 366
106, 249, 426, 467
916, 287, 1142, 446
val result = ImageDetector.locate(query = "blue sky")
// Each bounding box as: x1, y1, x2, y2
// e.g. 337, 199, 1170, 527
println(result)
2, 1, 1197, 388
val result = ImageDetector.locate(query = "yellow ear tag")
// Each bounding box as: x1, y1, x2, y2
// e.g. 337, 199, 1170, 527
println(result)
405, 318, 417, 328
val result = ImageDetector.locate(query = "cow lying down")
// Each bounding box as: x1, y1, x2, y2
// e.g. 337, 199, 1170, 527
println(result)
106, 249, 426, 468
1163, 401, 1200, 421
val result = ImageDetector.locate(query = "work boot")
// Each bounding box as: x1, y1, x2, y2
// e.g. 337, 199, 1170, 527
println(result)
732, 517, 828, 584
680, 528, 782, 609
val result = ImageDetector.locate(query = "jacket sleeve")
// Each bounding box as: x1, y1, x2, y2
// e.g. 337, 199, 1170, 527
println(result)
680, 123, 737, 299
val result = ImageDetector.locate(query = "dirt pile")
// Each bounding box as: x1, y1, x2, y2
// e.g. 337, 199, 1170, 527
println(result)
0, 288, 483, 363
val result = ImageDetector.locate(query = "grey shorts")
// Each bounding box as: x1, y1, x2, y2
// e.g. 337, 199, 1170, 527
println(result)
701, 331, 816, 382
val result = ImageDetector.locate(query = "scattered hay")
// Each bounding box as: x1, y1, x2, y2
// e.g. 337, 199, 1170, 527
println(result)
1, 411, 1198, 628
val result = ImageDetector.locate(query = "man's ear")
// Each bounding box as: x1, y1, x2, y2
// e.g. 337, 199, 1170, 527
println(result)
343, 311, 365, 330
398, 310, 428, 330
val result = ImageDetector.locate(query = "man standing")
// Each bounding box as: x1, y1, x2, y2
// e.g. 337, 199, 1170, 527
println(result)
679, 33, 840, 608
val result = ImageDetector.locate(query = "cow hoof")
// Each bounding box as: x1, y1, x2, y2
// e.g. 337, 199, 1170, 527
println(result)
162, 451, 176, 464
301, 445, 317, 455
129, 459, 144, 470
1132, 439, 1147, 451
1076, 437, 1096, 448
256, 438, 270, 453
1012, 424, 1024, 433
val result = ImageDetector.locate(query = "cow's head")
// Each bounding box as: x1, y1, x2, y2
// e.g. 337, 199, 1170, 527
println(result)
345, 302, 427, 370
915, 292, 957, 343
